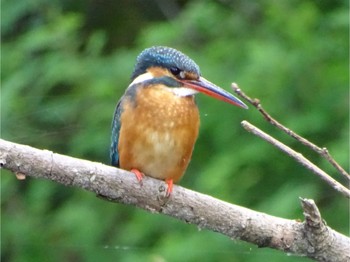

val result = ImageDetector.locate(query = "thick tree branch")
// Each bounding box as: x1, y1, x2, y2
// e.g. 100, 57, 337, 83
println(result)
299, 198, 350, 261
1, 139, 349, 261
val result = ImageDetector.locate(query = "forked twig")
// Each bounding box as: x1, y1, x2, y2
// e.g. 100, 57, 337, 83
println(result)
232, 83, 350, 182
241, 121, 350, 198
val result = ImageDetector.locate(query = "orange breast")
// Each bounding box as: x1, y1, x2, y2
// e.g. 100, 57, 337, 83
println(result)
118, 85, 200, 182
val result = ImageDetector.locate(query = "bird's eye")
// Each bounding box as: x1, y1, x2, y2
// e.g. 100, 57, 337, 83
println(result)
170, 67, 185, 79
170, 67, 181, 75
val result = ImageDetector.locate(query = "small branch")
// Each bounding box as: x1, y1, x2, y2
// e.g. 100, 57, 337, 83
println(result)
300, 198, 350, 261
1, 138, 349, 261
231, 83, 350, 182
241, 121, 350, 198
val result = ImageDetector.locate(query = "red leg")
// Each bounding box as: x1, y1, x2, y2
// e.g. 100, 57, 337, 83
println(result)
131, 168, 144, 183
165, 178, 174, 197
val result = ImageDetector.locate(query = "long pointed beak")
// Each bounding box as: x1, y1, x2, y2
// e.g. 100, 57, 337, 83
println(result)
181, 77, 248, 109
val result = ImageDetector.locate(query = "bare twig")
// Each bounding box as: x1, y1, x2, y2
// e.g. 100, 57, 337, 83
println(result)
241, 121, 350, 198
231, 83, 350, 182
0, 138, 349, 261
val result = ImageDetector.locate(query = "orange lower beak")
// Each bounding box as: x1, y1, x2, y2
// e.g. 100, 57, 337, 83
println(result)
181, 77, 248, 109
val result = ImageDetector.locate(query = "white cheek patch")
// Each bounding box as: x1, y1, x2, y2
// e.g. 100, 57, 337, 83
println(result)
130, 72, 198, 97
179, 71, 186, 79
169, 87, 198, 97
129, 72, 154, 86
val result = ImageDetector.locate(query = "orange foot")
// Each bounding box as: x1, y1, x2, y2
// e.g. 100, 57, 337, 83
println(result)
165, 178, 174, 197
131, 168, 144, 185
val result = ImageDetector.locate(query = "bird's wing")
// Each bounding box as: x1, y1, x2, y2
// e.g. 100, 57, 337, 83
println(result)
110, 98, 123, 167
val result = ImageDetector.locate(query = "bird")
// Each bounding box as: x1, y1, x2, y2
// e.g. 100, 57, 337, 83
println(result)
110, 46, 247, 196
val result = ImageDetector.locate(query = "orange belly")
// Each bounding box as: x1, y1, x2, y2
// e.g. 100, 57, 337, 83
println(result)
118, 86, 200, 182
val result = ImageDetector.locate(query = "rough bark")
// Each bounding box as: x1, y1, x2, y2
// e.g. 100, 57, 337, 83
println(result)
1, 139, 349, 261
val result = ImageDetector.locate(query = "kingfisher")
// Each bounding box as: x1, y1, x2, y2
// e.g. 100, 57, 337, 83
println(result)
111, 46, 247, 196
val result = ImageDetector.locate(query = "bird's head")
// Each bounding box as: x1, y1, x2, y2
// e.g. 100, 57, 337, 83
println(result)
130, 46, 248, 109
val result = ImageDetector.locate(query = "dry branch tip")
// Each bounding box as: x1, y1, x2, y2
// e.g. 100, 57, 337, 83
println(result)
232, 82, 349, 183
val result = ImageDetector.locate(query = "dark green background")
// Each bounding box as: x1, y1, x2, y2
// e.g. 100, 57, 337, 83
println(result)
2, 0, 349, 261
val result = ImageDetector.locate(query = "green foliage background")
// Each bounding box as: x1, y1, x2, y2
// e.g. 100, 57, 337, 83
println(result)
1, 0, 349, 261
